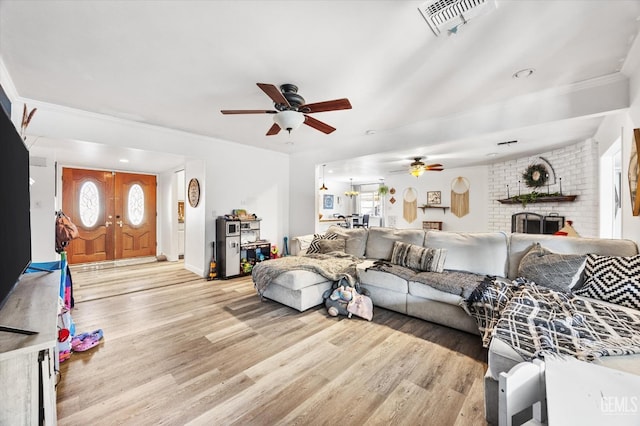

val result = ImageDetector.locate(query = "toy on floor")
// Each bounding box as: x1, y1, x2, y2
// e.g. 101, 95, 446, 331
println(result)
270, 245, 280, 259
71, 329, 104, 352
323, 280, 373, 320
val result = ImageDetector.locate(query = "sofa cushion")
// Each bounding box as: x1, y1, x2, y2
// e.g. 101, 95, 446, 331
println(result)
316, 238, 346, 254
271, 270, 331, 291
424, 231, 508, 277
290, 234, 315, 255
508, 233, 639, 279
390, 241, 447, 272
306, 232, 339, 254
326, 225, 368, 257
409, 270, 485, 299
357, 260, 408, 293
517, 243, 586, 293
574, 254, 640, 310
365, 228, 425, 260
408, 281, 464, 305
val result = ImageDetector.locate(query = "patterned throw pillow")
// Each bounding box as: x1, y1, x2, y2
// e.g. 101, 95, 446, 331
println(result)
306, 233, 339, 254
574, 254, 640, 310
316, 238, 346, 254
389, 241, 447, 273
517, 243, 586, 293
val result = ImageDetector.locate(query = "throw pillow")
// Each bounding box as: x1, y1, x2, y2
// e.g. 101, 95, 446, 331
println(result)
390, 241, 447, 273
306, 233, 339, 254
316, 238, 346, 254
574, 254, 640, 310
517, 243, 586, 293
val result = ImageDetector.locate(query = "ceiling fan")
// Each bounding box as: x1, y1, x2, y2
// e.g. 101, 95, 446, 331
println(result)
221, 83, 352, 136
388, 157, 444, 177
407, 157, 444, 177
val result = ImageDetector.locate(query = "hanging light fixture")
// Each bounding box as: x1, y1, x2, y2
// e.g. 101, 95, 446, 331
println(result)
273, 110, 305, 134
319, 164, 328, 191
345, 178, 359, 198
409, 157, 426, 178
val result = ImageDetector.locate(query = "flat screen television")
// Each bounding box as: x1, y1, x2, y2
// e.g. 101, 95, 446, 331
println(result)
0, 102, 32, 314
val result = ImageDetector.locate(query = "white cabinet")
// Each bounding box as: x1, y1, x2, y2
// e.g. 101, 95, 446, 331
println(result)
0, 270, 60, 425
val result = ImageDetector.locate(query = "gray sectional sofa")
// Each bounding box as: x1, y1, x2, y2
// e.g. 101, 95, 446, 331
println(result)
254, 225, 640, 424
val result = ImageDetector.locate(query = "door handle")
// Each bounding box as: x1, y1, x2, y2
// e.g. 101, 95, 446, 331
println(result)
116, 220, 123, 228
105, 221, 112, 227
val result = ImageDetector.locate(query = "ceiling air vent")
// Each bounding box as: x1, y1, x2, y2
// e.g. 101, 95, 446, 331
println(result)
418, 0, 496, 36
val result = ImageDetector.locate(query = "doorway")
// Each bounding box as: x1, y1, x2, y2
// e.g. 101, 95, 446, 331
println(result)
600, 138, 622, 239
62, 168, 157, 264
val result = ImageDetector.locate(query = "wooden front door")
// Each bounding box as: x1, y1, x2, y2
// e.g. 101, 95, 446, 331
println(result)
62, 168, 157, 264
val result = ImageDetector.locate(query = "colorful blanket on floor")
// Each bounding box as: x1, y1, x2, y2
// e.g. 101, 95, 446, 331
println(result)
464, 276, 640, 362
252, 252, 361, 296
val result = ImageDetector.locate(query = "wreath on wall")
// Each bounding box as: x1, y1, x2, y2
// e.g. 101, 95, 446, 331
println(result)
522, 163, 549, 188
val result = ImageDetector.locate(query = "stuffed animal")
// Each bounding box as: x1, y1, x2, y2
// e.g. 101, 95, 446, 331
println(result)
324, 284, 363, 317
270, 245, 279, 259
324, 296, 349, 317
329, 285, 354, 303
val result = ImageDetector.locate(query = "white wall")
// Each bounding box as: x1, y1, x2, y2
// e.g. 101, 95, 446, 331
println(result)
622, 40, 640, 247
184, 160, 206, 275
382, 166, 489, 232
28, 148, 58, 262
157, 169, 177, 261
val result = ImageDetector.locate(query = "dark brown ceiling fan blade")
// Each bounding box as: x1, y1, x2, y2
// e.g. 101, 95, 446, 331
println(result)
221, 109, 277, 114
257, 83, 290, 107
424, 163, 443, 169
303, 115, 336, 134
302, 98, 352, 113
266, 123, 281, 136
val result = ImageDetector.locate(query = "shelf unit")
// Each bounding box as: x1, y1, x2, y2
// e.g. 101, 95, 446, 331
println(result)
497, 195, 577, 205
240, 219, 270, 275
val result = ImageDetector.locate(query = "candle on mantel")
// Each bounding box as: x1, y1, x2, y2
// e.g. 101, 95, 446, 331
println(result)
559, 177, 562, 195
518, 181, 521, 196
547, 174, 550, 194
507, 184, 510, 198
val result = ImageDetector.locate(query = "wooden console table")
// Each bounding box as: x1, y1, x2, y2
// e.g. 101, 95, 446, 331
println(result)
0, 270, 60, 425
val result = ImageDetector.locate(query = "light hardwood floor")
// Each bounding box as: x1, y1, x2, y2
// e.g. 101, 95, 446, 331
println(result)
57, 260, 488, 426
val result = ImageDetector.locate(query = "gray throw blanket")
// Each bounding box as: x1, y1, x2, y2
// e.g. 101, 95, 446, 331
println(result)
364, 261, 482, 299
252, 252, 361, 296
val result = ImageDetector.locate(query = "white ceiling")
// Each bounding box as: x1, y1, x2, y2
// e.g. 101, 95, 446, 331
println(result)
2, 0, 640, 180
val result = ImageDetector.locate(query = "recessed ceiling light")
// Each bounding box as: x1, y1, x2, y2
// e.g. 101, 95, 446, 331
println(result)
365, 130, 376, 135
513, 68, 535, 79
486, 152, 498, 157
119, 158, 129, 163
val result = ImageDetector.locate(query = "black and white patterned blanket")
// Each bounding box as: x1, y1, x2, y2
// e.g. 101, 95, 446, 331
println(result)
465, 276, 640, 362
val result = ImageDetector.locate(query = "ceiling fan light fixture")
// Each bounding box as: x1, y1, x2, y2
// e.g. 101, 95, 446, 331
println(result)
273, 110, 305, 133
410, 166, 425, 178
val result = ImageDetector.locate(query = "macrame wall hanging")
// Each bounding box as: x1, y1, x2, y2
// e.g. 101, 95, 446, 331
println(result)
403, 187, 417, 223
451, 177, 470, 218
